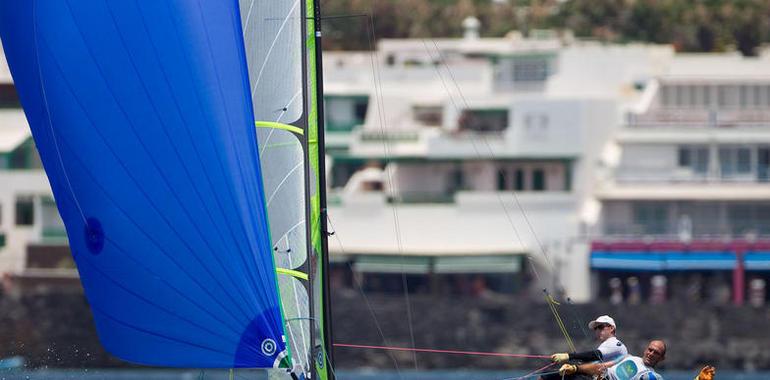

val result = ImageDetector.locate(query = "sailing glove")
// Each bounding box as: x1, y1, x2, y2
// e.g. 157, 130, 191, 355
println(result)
559, 364, 578, 376
551, 353, 570, 363
694, 365, 715, 380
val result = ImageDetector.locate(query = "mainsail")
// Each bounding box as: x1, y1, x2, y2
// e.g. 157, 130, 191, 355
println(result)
0, 0, 341, 371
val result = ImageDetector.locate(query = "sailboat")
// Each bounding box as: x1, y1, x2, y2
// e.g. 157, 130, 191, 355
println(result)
0, 1, 334, 379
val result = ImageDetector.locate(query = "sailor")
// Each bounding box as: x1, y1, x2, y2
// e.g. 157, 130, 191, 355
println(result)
559, 339, 666, 380
551, 315, 628, 365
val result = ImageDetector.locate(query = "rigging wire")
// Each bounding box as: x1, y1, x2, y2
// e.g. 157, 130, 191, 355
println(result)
364, 3, 420, 371
333, 343, 551, 359
326, 216, 405, 379
419, 37, 581, 350
502, 362, 557, 380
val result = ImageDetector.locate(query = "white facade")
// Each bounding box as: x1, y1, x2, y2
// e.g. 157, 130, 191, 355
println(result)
323, 32, 671, 301
596, 50, 770, 240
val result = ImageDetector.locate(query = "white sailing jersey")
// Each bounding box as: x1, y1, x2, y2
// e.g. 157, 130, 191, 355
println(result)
597, 336, 628, 364
606, 355, 664, 380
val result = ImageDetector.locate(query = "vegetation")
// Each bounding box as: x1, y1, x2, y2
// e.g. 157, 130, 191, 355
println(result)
320, 0, 770, 56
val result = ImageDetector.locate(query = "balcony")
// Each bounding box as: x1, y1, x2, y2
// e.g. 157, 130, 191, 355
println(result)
627, 109, 770, 128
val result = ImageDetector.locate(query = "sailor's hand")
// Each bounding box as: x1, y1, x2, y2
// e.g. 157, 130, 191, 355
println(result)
551, 353, 570, 363
559, 363, 577, 376
695, 365, 715, 380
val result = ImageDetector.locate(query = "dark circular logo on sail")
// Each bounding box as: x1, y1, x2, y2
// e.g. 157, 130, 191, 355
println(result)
84, 218, 105, 255
316, 349, 324, 369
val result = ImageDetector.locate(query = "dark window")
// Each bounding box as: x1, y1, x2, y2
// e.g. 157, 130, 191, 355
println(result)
497, 170, 507, 191
532, 169, 545, 191
0, 84, 20, 108
514, 169, 525, 191
15, 196, 34, 226
678, 148, 691, 167
450, 168, 464, 192
413, 106, 443, 126
759, 147, 770, 182
354, 100, 368, 121
678, 145, 709, 174
458, 109, 508, 133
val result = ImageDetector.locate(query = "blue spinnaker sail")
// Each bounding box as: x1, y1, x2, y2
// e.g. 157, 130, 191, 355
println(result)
0, 0, 287, 368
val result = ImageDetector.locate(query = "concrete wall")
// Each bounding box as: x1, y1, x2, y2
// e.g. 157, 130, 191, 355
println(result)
1, 291, 769, 370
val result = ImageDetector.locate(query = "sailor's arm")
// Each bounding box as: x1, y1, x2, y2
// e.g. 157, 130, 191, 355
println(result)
551, 350, 603, 363
559, 361, 612, 377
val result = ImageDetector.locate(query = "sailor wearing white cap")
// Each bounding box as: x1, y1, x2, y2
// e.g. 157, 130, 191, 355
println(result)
551, 315, 628, 365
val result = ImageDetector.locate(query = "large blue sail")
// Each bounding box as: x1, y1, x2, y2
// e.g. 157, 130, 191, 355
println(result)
0, 0, 287, 368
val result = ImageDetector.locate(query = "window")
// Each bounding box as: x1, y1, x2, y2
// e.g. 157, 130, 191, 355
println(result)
718, 86, 728, 107
740, 85, 750, 108
719, 146, 752, 178
413, 106, 443, 126
660, 86, 671, 106
15, 196, 34, 226
513, 58, 549, 82
514, 169, 525, 191
354, 101, 368, 121
532, 169, 545, 191
497, 171, 507, 191
0, 84, 20, 108
677, 145, 709, 174
325, 96, 368, 132
759, 147, 770, 182
458, 109, 508, 133
753, 86, 762, 107
633, 202, 668, 235
524, 113, 548, 137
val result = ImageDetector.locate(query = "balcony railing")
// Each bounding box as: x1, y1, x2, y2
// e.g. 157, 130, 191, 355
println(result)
601, 222, 770, 241
359, 130, 420, 142
627, 109, 770, 127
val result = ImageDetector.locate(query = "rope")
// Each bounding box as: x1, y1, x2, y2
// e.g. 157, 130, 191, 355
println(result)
334, 343, 550, 359
544, 290, 576, 352
504, 362, 558, 380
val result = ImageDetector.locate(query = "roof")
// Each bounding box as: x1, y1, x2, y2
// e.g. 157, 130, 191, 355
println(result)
0, 109, 30, 153
662, 52, 770, 81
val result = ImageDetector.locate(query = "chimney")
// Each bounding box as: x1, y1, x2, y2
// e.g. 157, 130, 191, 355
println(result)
462, 16, 480, 40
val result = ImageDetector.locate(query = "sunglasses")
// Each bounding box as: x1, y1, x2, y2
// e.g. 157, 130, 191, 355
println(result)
593, 324, 611, 330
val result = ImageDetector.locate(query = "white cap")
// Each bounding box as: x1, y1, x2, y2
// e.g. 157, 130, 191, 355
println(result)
588, 315, 616, 330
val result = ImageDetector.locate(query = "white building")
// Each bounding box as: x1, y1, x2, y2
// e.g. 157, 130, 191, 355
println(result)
592, 51, 770, 305
0, 49, 73, 292
323, 22, 671, 301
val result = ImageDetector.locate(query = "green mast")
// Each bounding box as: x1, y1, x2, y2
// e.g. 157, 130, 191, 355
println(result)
306, 0, 335, 378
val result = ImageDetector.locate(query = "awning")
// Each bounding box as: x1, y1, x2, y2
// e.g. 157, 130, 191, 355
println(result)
353, 256, 432, 274
591, 251, 737, 271
433, 255, 521, 274
591, 252, 665, 271
352, 254, 522, 274
745, 253, 770, 270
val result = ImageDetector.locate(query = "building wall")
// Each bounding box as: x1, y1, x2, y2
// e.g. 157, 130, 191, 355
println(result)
0, 171, 54, 274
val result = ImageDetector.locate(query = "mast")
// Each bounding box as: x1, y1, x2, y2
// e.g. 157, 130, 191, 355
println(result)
312, 0, 336, 376
305, 0, 334, 378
